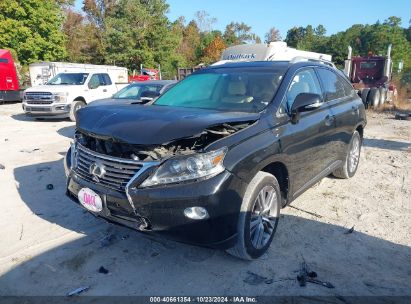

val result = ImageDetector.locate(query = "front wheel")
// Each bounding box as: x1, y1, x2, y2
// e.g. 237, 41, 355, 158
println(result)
69, 100, 86, 122
227, 172, 281, 260
333, 130, 362, 179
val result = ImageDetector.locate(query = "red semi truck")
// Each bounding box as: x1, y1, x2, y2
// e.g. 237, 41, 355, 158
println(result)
344, 45, 397, 108
0, 49, 21, 102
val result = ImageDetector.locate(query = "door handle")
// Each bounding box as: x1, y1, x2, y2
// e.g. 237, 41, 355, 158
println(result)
324, 115, 335, 127
351, 105, 359, 115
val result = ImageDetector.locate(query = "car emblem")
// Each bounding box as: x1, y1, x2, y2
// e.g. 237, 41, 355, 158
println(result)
89, 162, 106, 182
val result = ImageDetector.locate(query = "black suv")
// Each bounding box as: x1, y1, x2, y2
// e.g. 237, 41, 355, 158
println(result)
65, 60, 366, 260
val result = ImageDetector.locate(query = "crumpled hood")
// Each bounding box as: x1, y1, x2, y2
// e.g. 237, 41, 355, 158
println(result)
76, 104, 259, 145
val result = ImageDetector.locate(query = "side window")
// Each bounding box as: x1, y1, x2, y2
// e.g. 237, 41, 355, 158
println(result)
286, 68, 322, 111
88, 74, 100, 89
316, 68, 347, 101
101, 74, 112, 86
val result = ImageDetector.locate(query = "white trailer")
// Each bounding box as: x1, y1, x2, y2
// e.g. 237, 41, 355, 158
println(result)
218, 42, 333, 65
29, 62, 128, 86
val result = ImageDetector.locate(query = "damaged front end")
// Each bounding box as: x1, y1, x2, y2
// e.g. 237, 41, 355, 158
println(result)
75, 120, 255, 162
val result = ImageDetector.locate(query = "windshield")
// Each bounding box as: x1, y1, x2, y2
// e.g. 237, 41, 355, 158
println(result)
113, 83, 163, 99
154, 68, 285, 112
47, 73, 89, 85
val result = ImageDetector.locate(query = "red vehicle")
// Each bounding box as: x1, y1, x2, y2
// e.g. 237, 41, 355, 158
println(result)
344, 45, 397, 108
0, 49, 21, 102
128, 68, 160, 82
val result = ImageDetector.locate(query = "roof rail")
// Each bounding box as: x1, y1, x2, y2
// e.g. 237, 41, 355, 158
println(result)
289, 56, 336, 68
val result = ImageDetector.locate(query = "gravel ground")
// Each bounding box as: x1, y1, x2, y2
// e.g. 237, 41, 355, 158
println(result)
0, 102, 410, 297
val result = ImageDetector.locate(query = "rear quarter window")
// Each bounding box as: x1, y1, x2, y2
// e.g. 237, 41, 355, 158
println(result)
316, 68, 351, 101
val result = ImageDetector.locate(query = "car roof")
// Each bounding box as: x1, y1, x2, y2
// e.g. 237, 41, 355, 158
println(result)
204, 60, 334, 71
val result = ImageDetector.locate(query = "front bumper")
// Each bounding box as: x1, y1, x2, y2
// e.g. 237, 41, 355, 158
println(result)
22, 103, 70, 117
66, 159, 247, 249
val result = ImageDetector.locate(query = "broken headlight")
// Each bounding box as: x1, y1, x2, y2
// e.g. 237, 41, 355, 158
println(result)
140, 147, 227, 187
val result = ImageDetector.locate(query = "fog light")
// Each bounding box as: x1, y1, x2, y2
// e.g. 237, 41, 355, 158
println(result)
184, 207, 209, 220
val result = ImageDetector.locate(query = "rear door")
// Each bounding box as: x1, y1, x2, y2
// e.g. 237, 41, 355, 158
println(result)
278, 68, 336, 197
316, 68, 360, 162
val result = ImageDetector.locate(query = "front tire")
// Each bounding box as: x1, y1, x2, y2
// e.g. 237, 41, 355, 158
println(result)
333, 131, 362, 179
69, 100, 86, 122
227, 172, 281, 260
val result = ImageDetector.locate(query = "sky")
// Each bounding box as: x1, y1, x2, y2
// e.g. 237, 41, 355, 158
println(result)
75, 0, 410, 39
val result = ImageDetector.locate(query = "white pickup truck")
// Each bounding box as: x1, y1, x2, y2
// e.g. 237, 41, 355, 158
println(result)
22, 72, 128, 121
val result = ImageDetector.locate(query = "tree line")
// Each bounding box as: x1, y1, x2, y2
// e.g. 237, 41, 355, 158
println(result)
1, 0, 410, 82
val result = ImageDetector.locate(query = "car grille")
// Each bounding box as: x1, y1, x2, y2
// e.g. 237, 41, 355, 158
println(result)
74, 144, 144, 192
26, 92, 53, 104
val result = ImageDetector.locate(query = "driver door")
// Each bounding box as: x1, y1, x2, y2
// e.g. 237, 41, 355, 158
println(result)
278, 68, 336, 198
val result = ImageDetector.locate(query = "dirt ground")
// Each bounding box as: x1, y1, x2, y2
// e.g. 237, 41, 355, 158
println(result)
0, 102, 410, 297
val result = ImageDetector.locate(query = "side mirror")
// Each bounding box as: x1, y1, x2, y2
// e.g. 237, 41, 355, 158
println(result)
140, 91, 160, 103
290, 93, 322, 124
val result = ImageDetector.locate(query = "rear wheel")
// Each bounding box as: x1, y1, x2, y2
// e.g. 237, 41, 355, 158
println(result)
333, 131, 362, 179
361, 88, 370, 108
69, 100, 86, 122
227, 172, 281, 260
379, 87, 387, 106
368, 88, 381, 108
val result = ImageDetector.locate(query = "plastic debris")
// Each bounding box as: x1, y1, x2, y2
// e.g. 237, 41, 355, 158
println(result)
20, 148, 40, 153
46, 184, 54, 190
297, 260, 334, 289
67, 286, 90, 297
98, 266, 109, 274
0, 164, 5, 170
344, 226, 355, 234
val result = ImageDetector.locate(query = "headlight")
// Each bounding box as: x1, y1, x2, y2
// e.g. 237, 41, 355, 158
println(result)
53, 92, 68, 102
140, 147, 227, 187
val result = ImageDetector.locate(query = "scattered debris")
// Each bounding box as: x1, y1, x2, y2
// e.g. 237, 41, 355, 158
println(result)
4, 138, 8, 141
289, 205, 323, 218
243, 271, 273, 285
36, 166, 51, 172
19, 224, 23, 240
44, 263, 57, 273
121, 234, 129, 240
20, 148, 40, 153
394, 112, 411, 121
98, 266, 109, 274
100, 233, 117, 247
67, 286, 90, 297
46, 184, 54, 190
0, 163, 5, 170
151, 252, 159, 257
297, 260, 334, 289
344, 226, 355, 234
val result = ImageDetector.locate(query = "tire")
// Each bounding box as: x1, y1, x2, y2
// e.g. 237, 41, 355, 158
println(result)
69, 100, 86, 122
333, 131, 362, 179
361, 88, 370, 108
227, 172, 281, 260
379, 87, 387, 106
368, 88, 381, 108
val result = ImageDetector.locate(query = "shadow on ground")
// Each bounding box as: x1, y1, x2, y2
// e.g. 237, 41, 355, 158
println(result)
57, 125, 75, 139
3, 159, 410, 296
11, 113, 71, 122
363, 138, 410, 152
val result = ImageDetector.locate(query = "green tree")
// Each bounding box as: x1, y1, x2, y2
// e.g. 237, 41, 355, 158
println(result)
223, 22, 260, 45
0, 0, 67, 64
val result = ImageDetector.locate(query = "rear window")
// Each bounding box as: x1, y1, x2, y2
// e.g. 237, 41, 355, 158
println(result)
0, 58, 9, 63
360, 62, 377, 69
